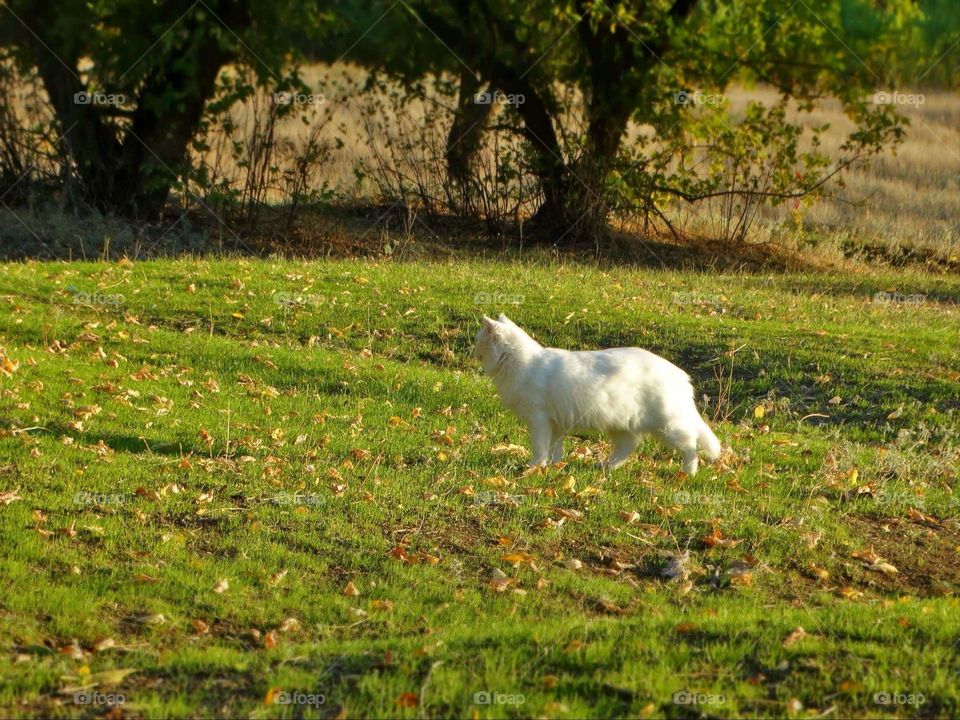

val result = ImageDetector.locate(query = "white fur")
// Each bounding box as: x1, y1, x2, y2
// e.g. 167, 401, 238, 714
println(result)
475, 314, 721, 474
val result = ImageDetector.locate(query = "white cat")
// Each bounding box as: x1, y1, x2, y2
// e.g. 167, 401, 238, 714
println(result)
475, 314, 721, 474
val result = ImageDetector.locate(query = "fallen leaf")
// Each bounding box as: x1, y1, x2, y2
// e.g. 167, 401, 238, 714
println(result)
395, 692, 419, 708
491, 443, 528, 457
783, 627, 808, 647
702, 528, 739, 548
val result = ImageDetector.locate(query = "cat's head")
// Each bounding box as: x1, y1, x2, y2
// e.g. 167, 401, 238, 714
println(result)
474, 314, 540, 374
474, 314, 525, 373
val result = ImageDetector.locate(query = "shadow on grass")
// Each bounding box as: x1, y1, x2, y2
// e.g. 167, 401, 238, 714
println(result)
1, 201, 848, 273
37, 423, 208, 457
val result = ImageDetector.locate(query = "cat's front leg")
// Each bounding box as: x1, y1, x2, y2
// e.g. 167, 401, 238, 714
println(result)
527, 417, 553, 467
549, 431, 565, 464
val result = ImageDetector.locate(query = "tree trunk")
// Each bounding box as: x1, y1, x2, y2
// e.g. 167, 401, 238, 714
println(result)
12, 0, 248, 219
446, 69, 493, 200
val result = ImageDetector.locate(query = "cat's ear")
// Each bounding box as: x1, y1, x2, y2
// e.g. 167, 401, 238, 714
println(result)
498, 313, 514, 326
481, 315, 503, 340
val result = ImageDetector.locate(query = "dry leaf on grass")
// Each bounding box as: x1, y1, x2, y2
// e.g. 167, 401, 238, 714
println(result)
783, 627, 808, 647
852, 548, 898, 575
702, 528, 739, 548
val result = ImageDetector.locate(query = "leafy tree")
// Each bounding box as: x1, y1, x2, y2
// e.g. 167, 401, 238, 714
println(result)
0, 0, 328, 217
370, 0, 913, 239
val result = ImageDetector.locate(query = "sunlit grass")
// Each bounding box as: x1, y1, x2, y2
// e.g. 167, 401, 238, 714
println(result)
0, 257, 957, 718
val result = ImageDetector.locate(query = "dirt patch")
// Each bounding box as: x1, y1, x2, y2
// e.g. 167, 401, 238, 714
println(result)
841, 513, 960, 596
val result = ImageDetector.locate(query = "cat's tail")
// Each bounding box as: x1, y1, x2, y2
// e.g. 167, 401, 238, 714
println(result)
696, 418, 722, 463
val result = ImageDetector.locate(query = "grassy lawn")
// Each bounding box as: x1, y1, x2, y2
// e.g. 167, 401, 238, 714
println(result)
0, 257, 958, 718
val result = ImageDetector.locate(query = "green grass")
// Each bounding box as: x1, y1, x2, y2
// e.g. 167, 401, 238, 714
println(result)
0, 257, 958, 719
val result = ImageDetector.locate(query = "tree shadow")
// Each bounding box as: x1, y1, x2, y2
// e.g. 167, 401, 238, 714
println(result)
0, 200, 914, 273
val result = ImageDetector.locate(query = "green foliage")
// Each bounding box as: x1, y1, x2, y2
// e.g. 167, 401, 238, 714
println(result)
356, 0, 931, 239
0, 0, 331, 215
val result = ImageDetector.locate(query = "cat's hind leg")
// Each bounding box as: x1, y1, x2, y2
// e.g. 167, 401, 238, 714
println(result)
602, 431, 640, 469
